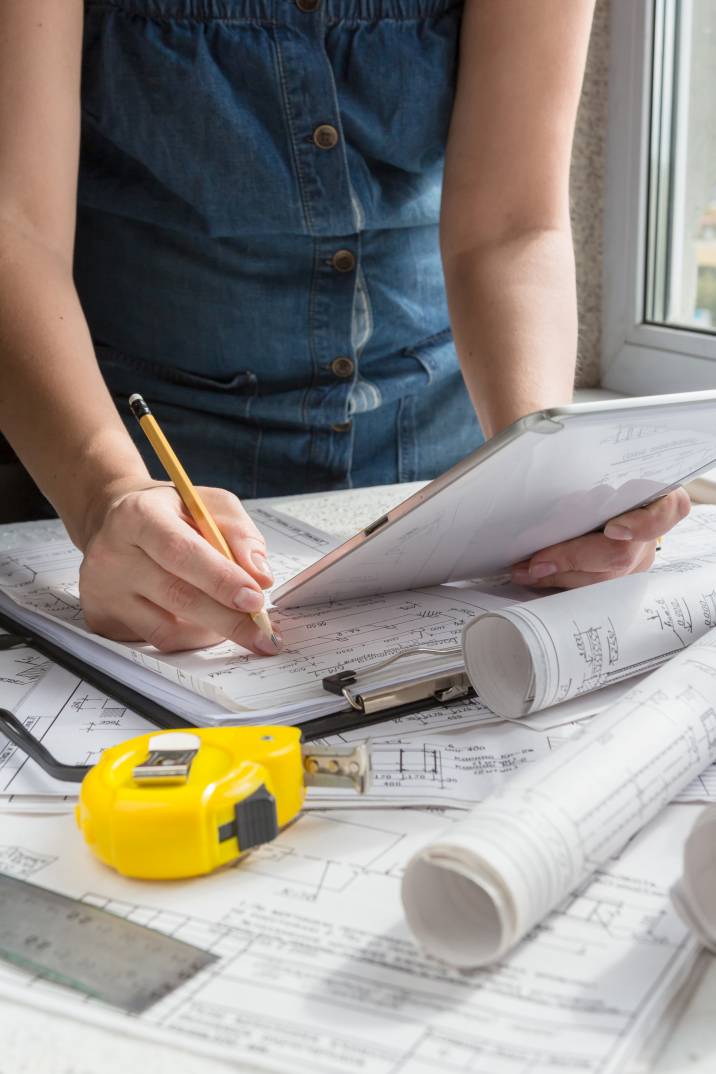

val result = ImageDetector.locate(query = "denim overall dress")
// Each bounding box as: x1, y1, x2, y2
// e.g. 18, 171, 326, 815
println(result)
77, 0, 483, 497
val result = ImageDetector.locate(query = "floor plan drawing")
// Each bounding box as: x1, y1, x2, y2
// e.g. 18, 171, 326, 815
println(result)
0, 652, 152, 800
0, 807, 699, 1074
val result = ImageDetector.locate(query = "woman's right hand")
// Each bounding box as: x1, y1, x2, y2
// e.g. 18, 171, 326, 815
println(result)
79, 479, 281, 654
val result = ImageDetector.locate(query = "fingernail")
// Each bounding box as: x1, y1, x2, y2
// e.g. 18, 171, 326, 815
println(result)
251, 550, 273, 579
604, 523, 632, 541
511, 568, 531, 584
234, 587, 264, 612
256, 630, 282, 656
529, 562, 558, 581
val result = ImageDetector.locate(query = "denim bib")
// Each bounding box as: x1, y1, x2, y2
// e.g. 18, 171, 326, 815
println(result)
77, 0, 483, 495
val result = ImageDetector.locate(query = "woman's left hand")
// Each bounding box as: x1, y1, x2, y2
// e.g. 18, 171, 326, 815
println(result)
510, 488, 691, 589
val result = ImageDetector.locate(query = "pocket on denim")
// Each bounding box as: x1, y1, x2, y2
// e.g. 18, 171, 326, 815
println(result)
95, 343, 258, 394
401, 328, 456, 385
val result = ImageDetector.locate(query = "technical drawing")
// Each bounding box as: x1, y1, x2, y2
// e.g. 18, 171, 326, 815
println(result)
0, 528, 537, 719
0, 770, 700, 1074
0, 650, 50, 687
558, 885, 684, 947
0, 844, 56, 878
23, 586, 85, 624
0, 545, 82, 591
606, 422, 669, 444
237, 812, 411, 900
0, 556, 37, 587
572, 621, 605, 689
700, 589, 716, 630
49, 826, 692, 1074
0, 663, 152, 798
644, 596, 693, 645
370, 743, 449, 789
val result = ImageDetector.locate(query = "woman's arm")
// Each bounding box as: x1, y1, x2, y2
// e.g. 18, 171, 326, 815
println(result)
442, 0, 590, 436
0, 1, 277, 652
442, 0, 689, 586
0, 2, 142, 541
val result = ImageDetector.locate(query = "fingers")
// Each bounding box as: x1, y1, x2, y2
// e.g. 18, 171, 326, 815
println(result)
83, 551, 279, 655
120, 493, 269, 614
200, 487, 274, 586
603, 488, 691, 542
511, 489, 689, 591
514, 544, 656, 590
85, 597, 223, 653
517, 532, 642, 578
133, 559, 280, 655
512, 533, 645, 585
80, 483, 282, 654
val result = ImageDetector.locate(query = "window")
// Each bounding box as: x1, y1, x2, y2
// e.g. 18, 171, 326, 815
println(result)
602, 0, 716, 394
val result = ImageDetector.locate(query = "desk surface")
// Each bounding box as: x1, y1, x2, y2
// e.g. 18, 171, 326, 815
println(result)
0, 483, 715, 1074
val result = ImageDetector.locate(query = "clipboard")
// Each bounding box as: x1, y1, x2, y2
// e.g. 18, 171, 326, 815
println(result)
0, 606, 474, 743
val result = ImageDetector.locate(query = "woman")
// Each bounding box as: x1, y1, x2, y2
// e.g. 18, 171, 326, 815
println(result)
0, 0, 689, 654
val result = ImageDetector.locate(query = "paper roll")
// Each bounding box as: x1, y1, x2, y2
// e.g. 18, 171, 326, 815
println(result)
402, 629, 716, 967
671, 805, 716, 954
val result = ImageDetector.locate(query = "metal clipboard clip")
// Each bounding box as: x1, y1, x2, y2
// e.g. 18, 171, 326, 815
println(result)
322, 646, 474, 716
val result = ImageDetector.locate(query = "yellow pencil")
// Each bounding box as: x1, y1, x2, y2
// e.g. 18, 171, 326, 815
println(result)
128, 393, 278, 647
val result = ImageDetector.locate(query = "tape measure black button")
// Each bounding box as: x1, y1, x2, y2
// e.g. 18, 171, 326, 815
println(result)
219, 785, 279, 851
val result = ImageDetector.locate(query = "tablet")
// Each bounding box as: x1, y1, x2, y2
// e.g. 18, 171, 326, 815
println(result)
272, 391, 716, 608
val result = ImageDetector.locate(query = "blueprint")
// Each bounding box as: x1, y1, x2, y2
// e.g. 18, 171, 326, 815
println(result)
465, 517, 716, 717
671, 803, 716, 954
2, 643, 714, 812
0, 657, 566, 811
311, 674, 716, 808
0, 644, 153, 806
310, 721, 580, 808
403, 627, 716, 967
0, 804, 701, 1074
0, 493, 712, 1074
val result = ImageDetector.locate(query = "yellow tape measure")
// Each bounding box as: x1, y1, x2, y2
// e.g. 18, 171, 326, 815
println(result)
76, 727, 370, 879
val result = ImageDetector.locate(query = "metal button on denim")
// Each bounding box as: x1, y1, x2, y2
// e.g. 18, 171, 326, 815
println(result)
331, 249, 356, 273
296, 0, 320, 9
331, 421, 352, 433
313, 124, 339, 150
330, 356, 354, 378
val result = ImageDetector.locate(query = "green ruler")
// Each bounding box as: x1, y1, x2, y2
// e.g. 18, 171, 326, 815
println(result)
0, 872, 217, 1013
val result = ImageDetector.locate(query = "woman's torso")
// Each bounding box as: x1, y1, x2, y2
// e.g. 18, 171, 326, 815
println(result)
76, 0, 483, 495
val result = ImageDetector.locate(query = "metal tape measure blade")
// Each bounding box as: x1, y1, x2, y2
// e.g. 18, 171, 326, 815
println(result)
0, 872, 216, 1013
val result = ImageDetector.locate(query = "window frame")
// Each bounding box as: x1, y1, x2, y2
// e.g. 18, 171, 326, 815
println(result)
601, 0, 716, 394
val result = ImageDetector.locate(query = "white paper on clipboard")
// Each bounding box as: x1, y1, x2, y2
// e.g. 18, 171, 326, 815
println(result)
273, 391, 716, 608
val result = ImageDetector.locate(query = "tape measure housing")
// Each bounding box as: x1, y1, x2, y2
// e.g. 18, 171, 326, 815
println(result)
75, 726, 306, 879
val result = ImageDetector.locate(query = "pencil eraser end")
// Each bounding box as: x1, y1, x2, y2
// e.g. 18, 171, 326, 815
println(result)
128, 394, 151, 420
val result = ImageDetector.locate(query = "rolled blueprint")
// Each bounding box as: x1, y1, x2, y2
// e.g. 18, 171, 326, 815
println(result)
463, 553, 716, 717
401, 628, 716, 967
671, 805, 716, 954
